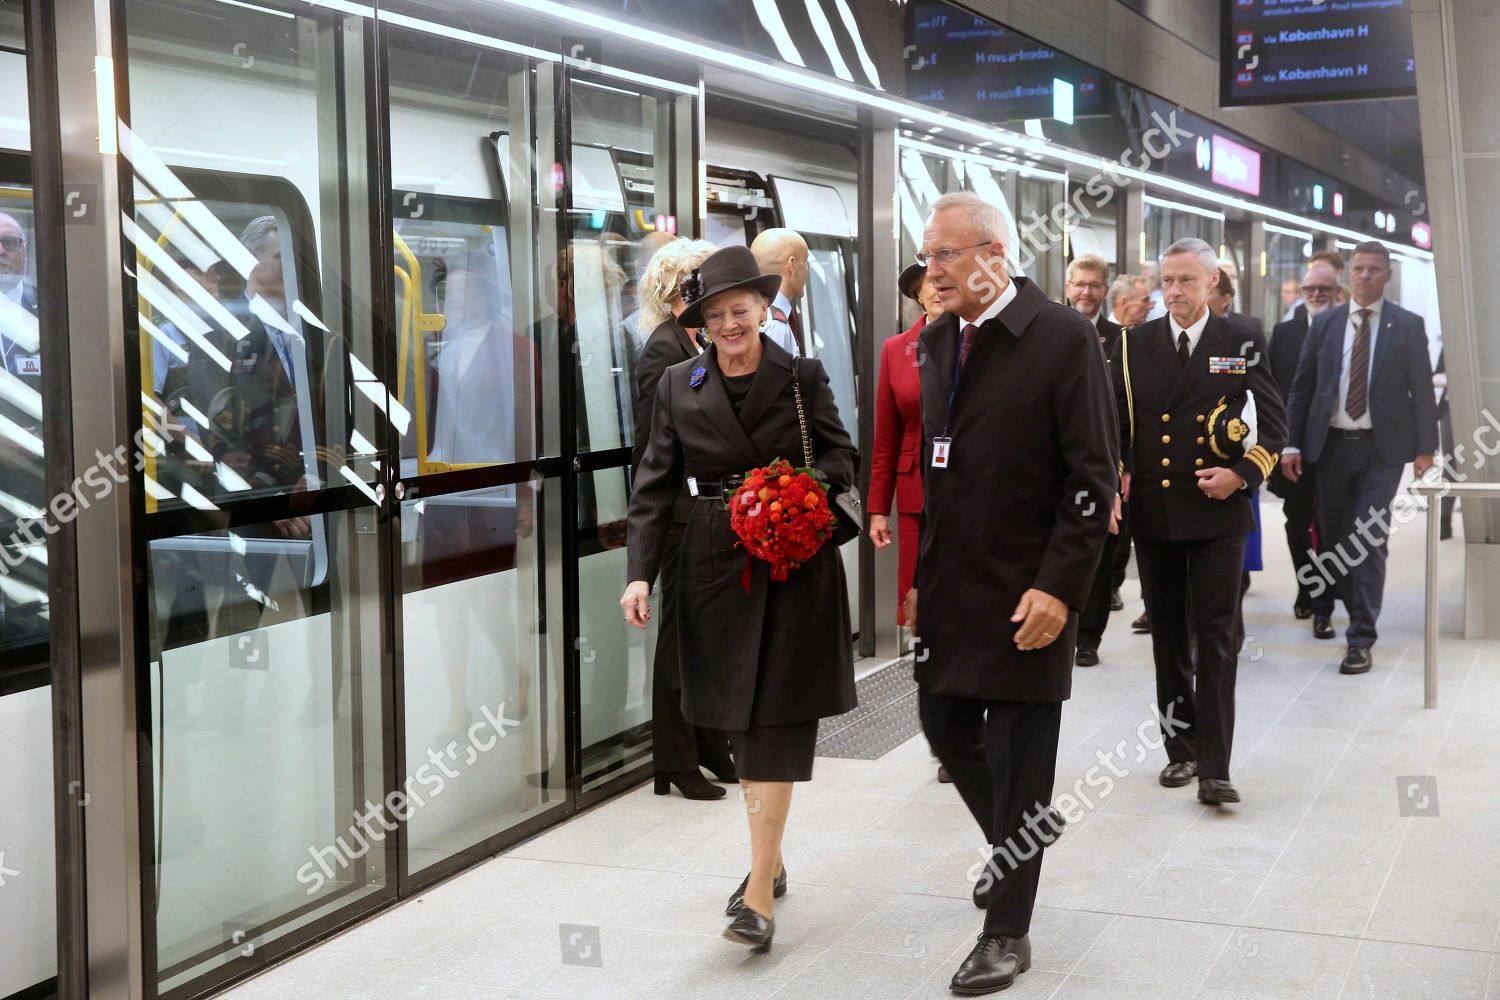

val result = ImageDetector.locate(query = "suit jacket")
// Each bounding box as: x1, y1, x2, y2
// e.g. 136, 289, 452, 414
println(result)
869, 317, 925, 516
627, 336, 858, 730
631, 315, 700, 526
1226, 310, 1264, 336
1285, 299, 1437, 466
1094, 313, 1123, 359
1112, 313, 1286, 541
1266, 308, 1313, 500
913, 277, 1118, 703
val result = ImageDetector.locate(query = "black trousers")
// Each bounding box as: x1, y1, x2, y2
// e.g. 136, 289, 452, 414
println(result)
1078, 531, 1119, 649
919, 690, 1062, 938
1308, 434, 1404, 649
1110, 515, 1132, 591
1276, 468, 1318, 608
1134, 534, 1245, 781
653, 522, 732, 773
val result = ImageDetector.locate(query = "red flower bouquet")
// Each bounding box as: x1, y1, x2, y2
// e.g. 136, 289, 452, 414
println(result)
728, 458, 835, 591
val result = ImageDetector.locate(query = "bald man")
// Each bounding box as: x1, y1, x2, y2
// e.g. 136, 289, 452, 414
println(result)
749, 227, 806, 357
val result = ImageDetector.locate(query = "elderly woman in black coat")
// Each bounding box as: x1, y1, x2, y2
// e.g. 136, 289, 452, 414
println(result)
622, 245, 858, 949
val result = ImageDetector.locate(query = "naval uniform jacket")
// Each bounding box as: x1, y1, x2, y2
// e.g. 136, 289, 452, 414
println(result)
912, 277, 1118, 703
626, 335, 858, 732
1111, 314, 1286, 542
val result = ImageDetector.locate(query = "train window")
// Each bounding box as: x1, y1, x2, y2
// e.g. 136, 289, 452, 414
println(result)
122, 1, 390, 992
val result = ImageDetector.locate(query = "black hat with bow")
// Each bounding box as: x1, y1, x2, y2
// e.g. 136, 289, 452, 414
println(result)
677, 245, 782, 329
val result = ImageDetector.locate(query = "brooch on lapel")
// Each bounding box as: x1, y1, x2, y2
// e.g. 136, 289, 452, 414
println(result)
689, 366, 707, 390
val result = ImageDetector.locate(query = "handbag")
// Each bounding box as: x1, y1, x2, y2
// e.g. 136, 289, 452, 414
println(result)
792, 358, 862, 546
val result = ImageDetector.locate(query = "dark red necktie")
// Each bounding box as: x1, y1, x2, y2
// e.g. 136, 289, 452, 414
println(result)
959, 323, 978, 368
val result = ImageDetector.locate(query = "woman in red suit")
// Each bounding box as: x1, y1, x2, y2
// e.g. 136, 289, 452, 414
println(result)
869, 262, 942, 625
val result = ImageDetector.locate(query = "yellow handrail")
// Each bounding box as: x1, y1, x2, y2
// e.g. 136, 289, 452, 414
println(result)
392, 229, 447, 476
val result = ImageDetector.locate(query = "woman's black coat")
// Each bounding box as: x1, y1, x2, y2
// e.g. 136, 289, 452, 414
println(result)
627, 335, 859, 732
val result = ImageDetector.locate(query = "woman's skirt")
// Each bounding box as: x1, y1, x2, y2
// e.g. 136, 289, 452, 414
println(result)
728, 720, 820, 782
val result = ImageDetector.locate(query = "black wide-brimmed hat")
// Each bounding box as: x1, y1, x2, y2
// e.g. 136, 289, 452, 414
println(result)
899, 261, 927, 302
678, 245, 782, 328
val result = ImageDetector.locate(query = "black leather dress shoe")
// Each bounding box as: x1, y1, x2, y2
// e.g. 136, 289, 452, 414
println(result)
723, 904, 774, 949
1074, 645, 1099, 667
1198, 778, 1241, 804
726, 866, 787, 916
1293, 601, 1313, 620
1159, 761, 1197, 787
1312, 615, 1335, 639
655, 771, 727, 800
950, 934, 1031, 995
1340, 646, 1373, 675
1109, 588, 1124, 612
938, 764, 953, 783
1131, 612, 1151, 633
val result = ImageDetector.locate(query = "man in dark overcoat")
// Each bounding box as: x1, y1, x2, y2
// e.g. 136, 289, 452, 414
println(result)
904, 192, 1118, 996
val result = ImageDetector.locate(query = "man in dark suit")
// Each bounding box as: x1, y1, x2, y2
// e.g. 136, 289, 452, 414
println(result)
905, 192, 1117, 995
1113, 238, 1285, 807
1066, 254, 1123, 666
1267, 262, 1338, 618
1282, 241, 1436, 675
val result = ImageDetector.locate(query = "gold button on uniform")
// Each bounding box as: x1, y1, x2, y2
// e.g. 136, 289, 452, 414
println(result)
1161, 458, 1170, 467
1162, 434, 1171, 444
1161, 414, 1171, 423
1161, 478, 1171, 488
1196, 436, 1205, 445
1196, 414, 1205, 423
1195, 458, 1205, 467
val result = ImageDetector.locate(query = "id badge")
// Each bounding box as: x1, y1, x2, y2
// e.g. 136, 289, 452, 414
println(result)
931, 436, 952, 469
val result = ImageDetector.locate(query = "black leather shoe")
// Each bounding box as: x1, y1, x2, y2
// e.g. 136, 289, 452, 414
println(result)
1109, 588, 1124, 612
1132, 612, 1151, 633
1293, 601, 1313, 620
701, 757, 738, 784
1340, 646, 1373, 675
1198, 778, 1241, 804
726, 866, 787, 916
1074, 645, 1099, 667
1312, 615, 1335, 639
950, 934, 1031, 995
723, 904, 774, 949
1159, 761, 1197, 787
938, 764, 953, 784
654, 771, 726, 800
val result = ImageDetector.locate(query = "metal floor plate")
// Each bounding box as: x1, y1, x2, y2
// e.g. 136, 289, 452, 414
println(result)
816, 657, 922, 760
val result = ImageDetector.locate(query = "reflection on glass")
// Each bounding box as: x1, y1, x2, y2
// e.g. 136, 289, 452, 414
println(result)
147, 510, 385, 992
400, 483, 561, 872
579, 466, 655, 789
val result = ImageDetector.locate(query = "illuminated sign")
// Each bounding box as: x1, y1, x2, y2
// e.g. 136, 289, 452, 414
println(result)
1333, 192, 1344, 217
1210, 134, 1261, 196
1412, 221, 1432, 249
1053, 78, 1074, 124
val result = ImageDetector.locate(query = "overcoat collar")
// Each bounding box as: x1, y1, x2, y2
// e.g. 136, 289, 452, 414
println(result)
694, 334, 794, 472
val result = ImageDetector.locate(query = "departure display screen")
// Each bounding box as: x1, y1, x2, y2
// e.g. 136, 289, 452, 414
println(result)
1221, 0, 1417, 106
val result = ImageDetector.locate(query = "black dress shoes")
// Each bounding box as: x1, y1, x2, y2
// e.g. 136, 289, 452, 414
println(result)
726, 866, 787, 916
1340, 646, 1373, 675
723, 904, 774, 949
1109, 588, 1124, 612
938, 764, 953, 783
654, 771, 726, 800
1131, 611, 1151, 633
1074, 645, 1099, 667
1198, 778, 1241, 804
1159, 761, 1197, 787
1293, 601, 1313, 620
950, 934, 1031, 995
1312, 615, 1335, 639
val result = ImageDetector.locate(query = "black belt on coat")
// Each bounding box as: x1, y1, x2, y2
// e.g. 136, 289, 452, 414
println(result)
687, 474, 745, 500
1330, 427, 1372, 439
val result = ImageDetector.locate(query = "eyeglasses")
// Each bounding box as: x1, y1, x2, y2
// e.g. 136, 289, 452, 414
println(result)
1301, 284, 1336, 295
0, 237, 24, 252
1068, 280, 1107, 292
914, 242, 991, 267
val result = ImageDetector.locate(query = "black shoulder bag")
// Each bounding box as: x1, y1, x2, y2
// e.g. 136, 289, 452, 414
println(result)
792, 357, 862, 546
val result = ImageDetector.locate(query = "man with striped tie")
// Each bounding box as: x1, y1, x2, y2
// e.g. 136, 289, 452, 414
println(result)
1281, 242, 1437, 675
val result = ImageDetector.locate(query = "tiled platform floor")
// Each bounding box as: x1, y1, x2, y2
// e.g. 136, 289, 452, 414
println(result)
222, 494, 1500, 1000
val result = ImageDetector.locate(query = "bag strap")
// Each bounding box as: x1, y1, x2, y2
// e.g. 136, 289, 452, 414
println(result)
1121, 327, 1135, 456
791, 358, 814, 468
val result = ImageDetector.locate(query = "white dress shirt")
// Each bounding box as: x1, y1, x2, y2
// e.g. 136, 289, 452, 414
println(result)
1330, 298, 1382, 431
959, 275, 1019, 329
1169, 307, 1211, 357
764, 291, 800, 357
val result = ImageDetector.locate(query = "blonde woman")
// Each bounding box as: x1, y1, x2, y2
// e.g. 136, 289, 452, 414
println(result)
630, 237, 737, 800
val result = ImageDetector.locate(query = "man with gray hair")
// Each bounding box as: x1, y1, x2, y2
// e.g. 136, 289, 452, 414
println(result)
906, 190, 1117, 994
1111, 237, 1285, 807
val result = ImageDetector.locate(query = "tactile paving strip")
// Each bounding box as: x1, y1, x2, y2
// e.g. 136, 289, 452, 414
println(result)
815, 658, 923, 760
